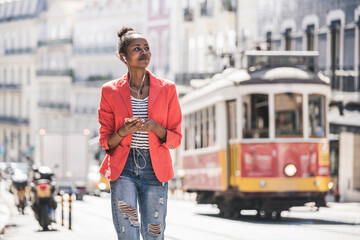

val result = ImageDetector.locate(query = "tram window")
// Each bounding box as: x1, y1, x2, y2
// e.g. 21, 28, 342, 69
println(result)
227, 100, 237, 140
242, 94, 269, 138
203, 108, 209, 147
275, 93, 303, 137
184, 105, 216, 150
195, 111, 202, 149
186, 113, 196, 150
183, 114, 191, 150
210, 105, 216, 146
309, 94, 326, 137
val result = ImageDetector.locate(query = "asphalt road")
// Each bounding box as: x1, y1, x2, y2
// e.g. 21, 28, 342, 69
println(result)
1, 188, 360, 240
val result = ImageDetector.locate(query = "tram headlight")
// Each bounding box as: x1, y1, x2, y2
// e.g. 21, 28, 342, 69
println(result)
284, 164, 297, 177
98, 183, 107, 191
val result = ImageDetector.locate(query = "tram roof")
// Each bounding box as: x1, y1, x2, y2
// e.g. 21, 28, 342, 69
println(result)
180, 65, 330, 104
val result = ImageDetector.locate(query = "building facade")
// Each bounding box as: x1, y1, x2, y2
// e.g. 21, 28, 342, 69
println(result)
172, 0, 238, 86
0, 0, 47, 162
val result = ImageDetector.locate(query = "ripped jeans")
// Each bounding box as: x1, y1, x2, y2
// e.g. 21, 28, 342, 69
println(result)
110, 148, 168, 240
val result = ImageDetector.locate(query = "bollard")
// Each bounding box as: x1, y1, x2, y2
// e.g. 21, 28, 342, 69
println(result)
60, 192, 64, 226
68, 193, 72, 230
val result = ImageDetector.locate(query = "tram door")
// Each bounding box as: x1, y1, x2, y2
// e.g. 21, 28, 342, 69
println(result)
226, 100, 240, 187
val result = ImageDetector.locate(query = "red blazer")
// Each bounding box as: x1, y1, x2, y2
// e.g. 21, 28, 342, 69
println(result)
98, 70, 182, 182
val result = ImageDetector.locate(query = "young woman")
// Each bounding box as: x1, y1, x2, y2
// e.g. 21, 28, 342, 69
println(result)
98, 26, 182, 240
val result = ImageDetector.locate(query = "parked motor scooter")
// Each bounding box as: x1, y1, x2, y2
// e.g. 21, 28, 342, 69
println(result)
30, 166, 57, 230
11, 171, 28, 214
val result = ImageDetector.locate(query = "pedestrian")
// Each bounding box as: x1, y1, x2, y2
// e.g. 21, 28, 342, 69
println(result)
98, 26, 182, 240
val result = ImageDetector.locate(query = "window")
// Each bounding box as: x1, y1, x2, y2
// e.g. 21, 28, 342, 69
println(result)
275, 93, 303, 137
200, 0, 213, 17
359, 20, 360, 91
27, 67, 31, 85
18, 68, 22, 85
184, 105, 216, 150
221, 0, 236, 12
308, 94, 326, 137
266, 32, 272, 50
151, 0, 160, 15
330, 20, 341, 89
227, 100, 237, 140
284, 28, 292, 51
242, 94, 269, 138
306, 24, 315, 51
195, 111, 202, 148
202, 109, 209, 147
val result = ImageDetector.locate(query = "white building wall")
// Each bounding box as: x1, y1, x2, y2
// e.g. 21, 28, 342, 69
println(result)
339, 132, 360, 202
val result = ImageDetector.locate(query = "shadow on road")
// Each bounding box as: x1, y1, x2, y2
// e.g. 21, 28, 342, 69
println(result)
195, 212, 360, 226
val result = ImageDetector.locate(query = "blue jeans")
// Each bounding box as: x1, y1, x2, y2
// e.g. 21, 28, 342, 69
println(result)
110, 148, 168, 240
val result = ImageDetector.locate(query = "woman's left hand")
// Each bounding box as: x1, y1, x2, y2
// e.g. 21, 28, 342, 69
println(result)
138, 118, 167, 143
138, 118, 156, 132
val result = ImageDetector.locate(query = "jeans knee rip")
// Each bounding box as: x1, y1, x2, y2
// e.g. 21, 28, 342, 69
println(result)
148, 223, 161, 236
118, 200, 139, 226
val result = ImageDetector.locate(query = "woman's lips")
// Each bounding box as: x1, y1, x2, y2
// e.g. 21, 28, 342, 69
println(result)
139, 55, 149, 60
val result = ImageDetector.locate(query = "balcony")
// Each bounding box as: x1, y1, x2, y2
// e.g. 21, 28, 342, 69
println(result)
38, 102, 70, 110
326, 66, 358, 92
36, 69, 73, 77
38, 38, 73, 47
74, 46, 116, 55
0, 116, 29, 125
4, 48, 35, 55
0, 83, 22, 90
175, 72, 218, 86
74, 107, 97, 115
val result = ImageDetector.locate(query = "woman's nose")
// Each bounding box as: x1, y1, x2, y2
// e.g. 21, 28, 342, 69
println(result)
141, 48, 149, 53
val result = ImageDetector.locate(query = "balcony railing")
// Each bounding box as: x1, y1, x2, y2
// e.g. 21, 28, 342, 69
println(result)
175, 72, 218, 86
325, 66, 358, 92
38, 102, 70, 110
74, 46, 116, 55
36, 69, 73, 77
74, 107, 97, 115
38, 38, 73, 47
0, 83, 22, 90
0, 116, 29, 125
4, 48, 35, 55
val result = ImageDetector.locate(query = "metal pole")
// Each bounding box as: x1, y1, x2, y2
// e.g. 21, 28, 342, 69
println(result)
61, 192, 64, 226
68, 193, 72, 230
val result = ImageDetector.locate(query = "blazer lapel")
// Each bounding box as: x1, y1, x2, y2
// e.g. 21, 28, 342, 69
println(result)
148, 70, 161, 119
117, 74, 132, 117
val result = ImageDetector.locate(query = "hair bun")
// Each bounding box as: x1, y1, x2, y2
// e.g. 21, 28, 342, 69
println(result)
117, 26, 134, 38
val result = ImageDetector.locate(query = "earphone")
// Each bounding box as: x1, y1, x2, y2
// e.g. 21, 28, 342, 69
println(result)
123, 57, 127, 63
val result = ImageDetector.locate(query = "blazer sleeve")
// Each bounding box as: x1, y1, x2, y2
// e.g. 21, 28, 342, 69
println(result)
162, 84, 182, 149
98, 85, 115, 154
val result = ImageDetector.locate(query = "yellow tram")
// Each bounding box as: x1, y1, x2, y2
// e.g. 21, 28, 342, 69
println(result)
180, 51, 331, 218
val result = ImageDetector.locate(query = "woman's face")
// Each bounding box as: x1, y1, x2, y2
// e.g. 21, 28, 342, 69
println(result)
123, 34, 151, 68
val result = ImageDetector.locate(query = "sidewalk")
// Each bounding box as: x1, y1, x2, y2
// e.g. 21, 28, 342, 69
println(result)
0, 180, 12, 234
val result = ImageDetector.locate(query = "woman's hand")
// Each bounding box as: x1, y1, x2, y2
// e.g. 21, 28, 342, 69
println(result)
138, 118, 156, 132
122, 118, 145, 134
138, 118, 167, 143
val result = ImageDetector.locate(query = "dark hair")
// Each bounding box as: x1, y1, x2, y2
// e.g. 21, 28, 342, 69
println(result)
117, 26, 142, 56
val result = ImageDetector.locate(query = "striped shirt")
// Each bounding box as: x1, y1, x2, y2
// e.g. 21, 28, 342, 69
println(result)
130, 96, 149, 149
